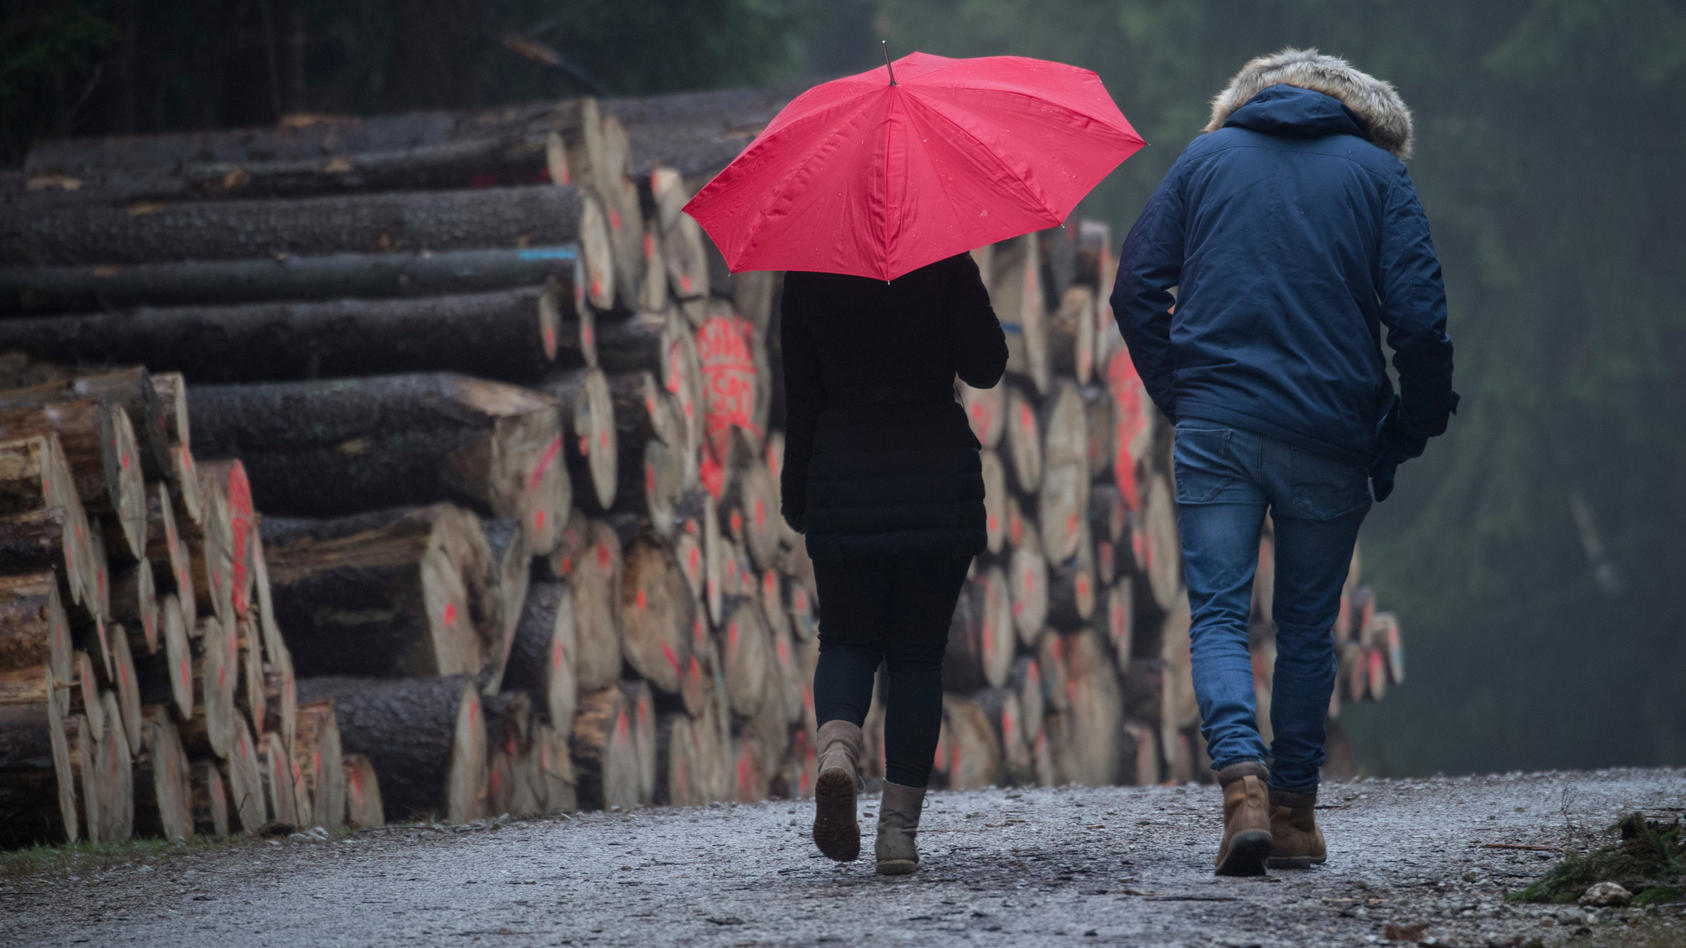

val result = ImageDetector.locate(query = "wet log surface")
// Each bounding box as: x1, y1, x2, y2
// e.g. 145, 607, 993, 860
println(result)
0, 185, 587, 266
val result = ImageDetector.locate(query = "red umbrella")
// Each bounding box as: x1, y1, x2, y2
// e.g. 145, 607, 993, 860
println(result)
683, 50, 1144, 281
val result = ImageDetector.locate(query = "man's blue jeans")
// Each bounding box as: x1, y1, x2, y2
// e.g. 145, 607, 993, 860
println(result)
1172, 422, 1370, 793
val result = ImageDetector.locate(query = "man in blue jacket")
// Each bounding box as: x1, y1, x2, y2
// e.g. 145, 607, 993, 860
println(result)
1110, 48, 1456, 876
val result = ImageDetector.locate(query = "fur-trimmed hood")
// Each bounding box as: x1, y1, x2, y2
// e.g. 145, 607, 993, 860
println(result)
1205, 48, 1414, 160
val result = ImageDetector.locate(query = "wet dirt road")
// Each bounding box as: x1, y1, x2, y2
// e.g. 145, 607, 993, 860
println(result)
3, 767, 1683, 946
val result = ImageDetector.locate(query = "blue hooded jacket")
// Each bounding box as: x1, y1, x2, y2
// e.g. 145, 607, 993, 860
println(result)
1110, 78, 1456, 495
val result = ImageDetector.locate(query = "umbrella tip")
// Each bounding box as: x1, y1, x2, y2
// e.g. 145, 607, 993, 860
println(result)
882, 40, 896, 86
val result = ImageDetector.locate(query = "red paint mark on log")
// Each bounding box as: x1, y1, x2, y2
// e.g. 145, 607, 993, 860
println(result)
777, 637, 789, 664
1067, 513, 1078, 537
609, 209, 622, 231
616, 710, 628, 739
560, 555, 573, 576
729, 509, 742, 534
1004, 707, 1014, 744
681, 275, 693, 293
534, 508, 547, 533
218, 664, 226, 689
583, 323, 594, 349
122, 452, 130, 472
544, 326, 557, 354
689, 547, 700, 570
1010, 516, 1022, 545
645, 465, 655, 498
530, 436, 564, 490
727, 620, 738, 650
350, 767, 361, 793
688, 658, 701, 685
636, 589, 647, 611
1076, 575, 1090, 598
1020, 404, 1033, 430
444, 602, 457, 626
470, 697, 478, 724
598, 429, 609, 451
987, 515, 998, 533
643, 232, 654, 259
490, 768, 501, 796
596, 543, 610, 569
754, 498, 765, 529
76, 523, 83, 541
553, 639, 565, 669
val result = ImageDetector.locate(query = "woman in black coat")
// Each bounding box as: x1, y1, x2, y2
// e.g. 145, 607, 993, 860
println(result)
780, 252, 1007, 874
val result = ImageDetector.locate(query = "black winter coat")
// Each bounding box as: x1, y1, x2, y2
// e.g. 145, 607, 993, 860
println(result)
779, 253, 1007, 562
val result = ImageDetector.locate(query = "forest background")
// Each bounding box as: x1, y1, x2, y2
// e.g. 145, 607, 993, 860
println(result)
4, 0, 1682, 777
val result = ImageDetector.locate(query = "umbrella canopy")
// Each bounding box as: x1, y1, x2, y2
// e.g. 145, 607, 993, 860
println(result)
683, 51, 1144, 282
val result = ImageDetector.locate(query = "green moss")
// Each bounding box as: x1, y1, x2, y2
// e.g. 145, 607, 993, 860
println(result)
1511, 814, 1685, 904
0, 835, 244, 881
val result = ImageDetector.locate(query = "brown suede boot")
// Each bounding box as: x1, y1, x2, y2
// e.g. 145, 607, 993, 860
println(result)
1214, 761, 1273, 876
1268, 786, 1326, 868
812, 720, 862, 861
875, 781, 926, 876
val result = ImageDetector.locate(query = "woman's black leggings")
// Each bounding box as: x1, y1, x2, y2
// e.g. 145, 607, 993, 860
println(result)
811, 552, 973, 788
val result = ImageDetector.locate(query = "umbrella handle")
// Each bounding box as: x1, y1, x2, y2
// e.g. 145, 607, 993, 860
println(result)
882, 40, 897, 86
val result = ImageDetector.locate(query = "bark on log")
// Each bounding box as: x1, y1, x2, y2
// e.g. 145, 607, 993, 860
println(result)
0, 699, 72, 845
502, 580, 578, 739
263, 505, 496, 679
0, 286, 578, 384
297, 675, 486, 823
24, 98, 593, 173
478, 517, 530, 695
0, 244, 585, 313
190, 374, 567, 552
0, 436, 95, 614
1, 185, 591, 266
1084, 385, 1114, 481
569, 685, 641, 811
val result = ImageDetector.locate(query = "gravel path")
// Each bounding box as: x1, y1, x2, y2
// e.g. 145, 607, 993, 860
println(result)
3, 767, 1683, 946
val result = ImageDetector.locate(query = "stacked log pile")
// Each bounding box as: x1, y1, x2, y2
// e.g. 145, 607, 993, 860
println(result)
1, 86, 1407, 848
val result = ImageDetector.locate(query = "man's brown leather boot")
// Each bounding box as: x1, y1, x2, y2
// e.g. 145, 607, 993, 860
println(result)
1267, 786, 1327, 868
1214, 761, 1272, 876
811, 720, 863, 861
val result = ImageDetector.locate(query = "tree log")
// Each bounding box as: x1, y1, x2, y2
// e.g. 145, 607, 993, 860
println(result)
0, 244, 587, 314
1106, 581, 1136, 664
1135, 475, 1182, 615
1047, 526, 1098, 630
559, 516, 624, 692
1008, 526, 1049, 644
0, 436, 95, 614
297, 675, 486, 823
189, 758, 229, 838
221, 715, 267, 833
935, 695, 1002, 791
1044, 629, 1125, 787
134, 592, 191, 722
342, 753, 386, 829
502, 580, 578, 739
0, 285, 578, 385
1009, 656, 1045, 753
262, 505, 496, 679
1003, 384, 1043, 495
189, 374, 567, 552
569, 686, 641, 811
620, 533, 694, 696
989, 232, 1050, 393
942, 565, 1014, 693
133, 707, 192, 840
182, 617, 236, 758
94, 690, 135, 842
0, 699, 73, 845
1, 185, 592, 266
1048, 285, 1096, 386
719, 595, 771, 717
0, 397, 147, 562
1038, 380, 1090, 563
